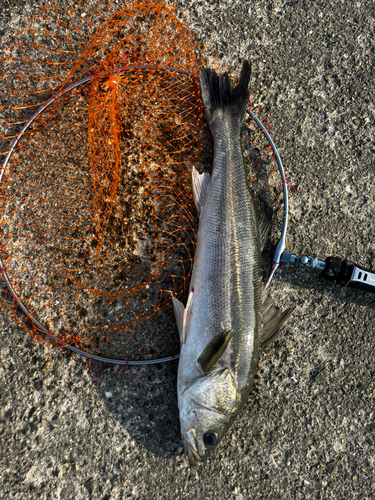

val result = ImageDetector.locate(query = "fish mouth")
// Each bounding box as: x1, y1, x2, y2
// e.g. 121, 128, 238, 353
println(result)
183, 429, 201, 464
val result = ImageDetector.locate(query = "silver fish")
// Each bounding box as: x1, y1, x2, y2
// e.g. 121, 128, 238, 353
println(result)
173, 61, 292, 464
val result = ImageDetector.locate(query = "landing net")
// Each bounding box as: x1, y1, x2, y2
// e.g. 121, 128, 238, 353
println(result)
0, 0, 287, 364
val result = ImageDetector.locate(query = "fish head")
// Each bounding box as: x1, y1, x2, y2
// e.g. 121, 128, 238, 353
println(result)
179, 368, 240, 464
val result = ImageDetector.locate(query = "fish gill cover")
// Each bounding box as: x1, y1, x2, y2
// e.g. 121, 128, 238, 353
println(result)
0, 0, 284, 364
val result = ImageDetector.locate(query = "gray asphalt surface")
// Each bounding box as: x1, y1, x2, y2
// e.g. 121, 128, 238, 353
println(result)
1, 1, 375, 499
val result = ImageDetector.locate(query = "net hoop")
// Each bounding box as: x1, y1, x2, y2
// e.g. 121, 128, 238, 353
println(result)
247, 109, 289, 286
0, 65, 288, 365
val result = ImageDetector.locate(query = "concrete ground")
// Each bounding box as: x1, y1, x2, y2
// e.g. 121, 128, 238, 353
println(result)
0, 0, 374, 499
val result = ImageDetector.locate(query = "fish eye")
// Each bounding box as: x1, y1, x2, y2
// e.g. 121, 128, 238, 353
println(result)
203, 431, 218, 447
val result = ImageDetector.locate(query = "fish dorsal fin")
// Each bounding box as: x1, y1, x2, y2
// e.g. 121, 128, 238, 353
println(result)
197, 329, 233, 373
192, 166, 210, 216
254, 195, 272, 252
261, 285, 294, 349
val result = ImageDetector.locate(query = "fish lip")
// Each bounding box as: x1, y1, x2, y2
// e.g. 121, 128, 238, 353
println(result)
183, 429, 201, 464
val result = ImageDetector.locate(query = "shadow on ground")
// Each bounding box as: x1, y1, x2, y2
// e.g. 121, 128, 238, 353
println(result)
90, 357, 182, 459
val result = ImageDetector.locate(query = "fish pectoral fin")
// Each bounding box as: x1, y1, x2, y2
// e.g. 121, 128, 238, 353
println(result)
171, 296, 185, 343
192, 166, 210, 216
261, 304, 294, 349
197, 329, 233, 373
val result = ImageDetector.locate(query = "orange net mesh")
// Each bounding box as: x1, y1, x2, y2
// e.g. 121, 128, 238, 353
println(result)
0, 0, 284, 362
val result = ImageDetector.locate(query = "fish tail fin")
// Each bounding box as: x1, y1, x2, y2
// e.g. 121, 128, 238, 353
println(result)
199, 60, 251, 128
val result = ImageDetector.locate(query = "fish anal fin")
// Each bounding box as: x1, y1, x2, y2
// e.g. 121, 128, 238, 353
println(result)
192, 166, 210, 216
197, 329, 233, 373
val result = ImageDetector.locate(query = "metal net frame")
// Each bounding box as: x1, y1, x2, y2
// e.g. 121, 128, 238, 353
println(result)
0, 0, 288, 366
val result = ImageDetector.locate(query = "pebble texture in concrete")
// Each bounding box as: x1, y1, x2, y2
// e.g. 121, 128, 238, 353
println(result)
0, 1, 374, 499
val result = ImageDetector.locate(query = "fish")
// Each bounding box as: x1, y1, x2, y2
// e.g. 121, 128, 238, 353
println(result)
172, 60, 293, 464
